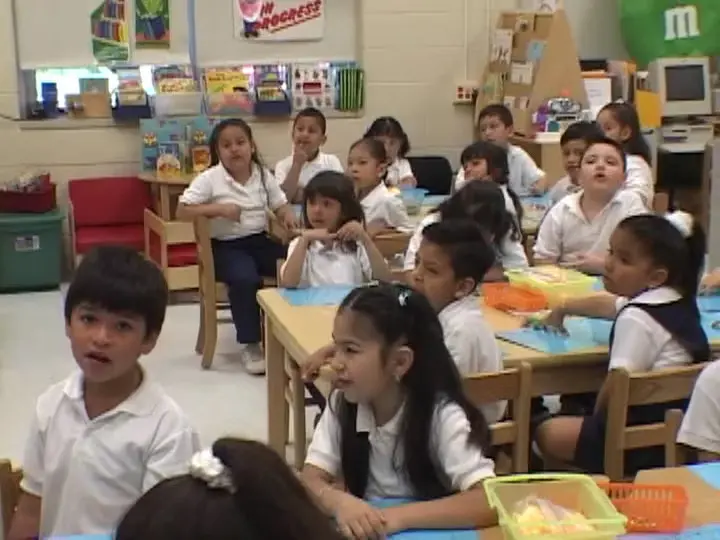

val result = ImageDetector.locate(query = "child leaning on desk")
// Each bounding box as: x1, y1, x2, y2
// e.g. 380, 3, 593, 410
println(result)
533, 136, 648, 275
176, 118, 298, 375
301, 283, 498, 537
531, 211, 710, 476
279, 171, 391, 288
9, 247, 199, 540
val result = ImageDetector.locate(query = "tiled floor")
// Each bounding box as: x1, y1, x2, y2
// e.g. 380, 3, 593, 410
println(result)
0, 288, 303, 463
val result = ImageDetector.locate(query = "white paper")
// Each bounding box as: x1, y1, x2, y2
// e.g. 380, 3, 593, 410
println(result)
583, 77, 612, 119
491, 29, 514, 64
504, 96, 516, 109
510, 62, 534, 85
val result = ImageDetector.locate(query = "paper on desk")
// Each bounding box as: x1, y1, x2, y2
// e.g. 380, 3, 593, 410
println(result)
371, 500, 478, 539
689, 462, 720, 490
279, 286, 353, 306
496, 317, 612, 354
697, 294, 720, 313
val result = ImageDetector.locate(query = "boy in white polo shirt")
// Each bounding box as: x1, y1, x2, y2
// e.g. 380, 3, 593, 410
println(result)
533, 137, 647, 275
455, 104, 545, 196
677, 360, 720, 462
9, 246, 199, 540
275, 107, 344, 203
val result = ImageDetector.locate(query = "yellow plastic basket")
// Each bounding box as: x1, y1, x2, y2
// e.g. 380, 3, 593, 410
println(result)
505, 266, 597, 306
484, 474, 627, 540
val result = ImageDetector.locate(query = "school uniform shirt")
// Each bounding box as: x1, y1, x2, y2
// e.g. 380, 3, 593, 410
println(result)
305, 395, 495, 499
20, 370, 200, 538
179, 163, 287, 240
386, 157, 414, 186
439, 295, 506, 423
454, 144, 544, 197
360, 182, 413, 232
403, 213, 528, 272
609, 287, 698, 373
282, 237, 372, 287
533, 190, 647, 264
624, 155, 654, 209
274, 151, 344, 189
678, 359, 720, 455
547, 175, 580, 206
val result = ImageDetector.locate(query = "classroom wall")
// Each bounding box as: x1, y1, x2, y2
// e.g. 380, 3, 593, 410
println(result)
0, 0, 516, 199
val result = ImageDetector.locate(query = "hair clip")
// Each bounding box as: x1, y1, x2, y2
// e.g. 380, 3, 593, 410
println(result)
397, 289, 410, 306
190, 449, 236, 493
665, 211, 693, 238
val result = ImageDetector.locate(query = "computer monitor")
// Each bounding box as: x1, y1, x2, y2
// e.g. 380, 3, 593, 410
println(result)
647, 56, 712, 118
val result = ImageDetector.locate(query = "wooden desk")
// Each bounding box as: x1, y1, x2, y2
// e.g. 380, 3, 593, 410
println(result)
257, 288, 609, 467
635, 467, 718, 527
139, 173, 193, 220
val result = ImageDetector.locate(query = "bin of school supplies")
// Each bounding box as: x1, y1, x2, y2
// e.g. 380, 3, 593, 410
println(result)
484, 474, 627, 540
482, 282, 548, 313
598, 483, 688, 533
505, 266, 596, 306
399, 188, 428, 215
0, 209, 64, 291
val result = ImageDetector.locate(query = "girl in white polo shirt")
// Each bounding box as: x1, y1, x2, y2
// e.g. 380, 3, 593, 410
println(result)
302, 283, 497, 537
533, 212, 709, 476
280, 171, 391, 288
177, 118, 297, 375
349, 137, 412, 236
365, 116, 417, 187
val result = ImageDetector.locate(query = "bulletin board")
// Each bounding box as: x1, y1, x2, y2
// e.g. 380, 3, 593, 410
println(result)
193, 0, 360, 66
14, 0, 190, 69
476, 10, 587, 136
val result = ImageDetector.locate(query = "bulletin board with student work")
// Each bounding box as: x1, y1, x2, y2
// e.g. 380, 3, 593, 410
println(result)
476, 9, 587, 136
191, 0, 364, 120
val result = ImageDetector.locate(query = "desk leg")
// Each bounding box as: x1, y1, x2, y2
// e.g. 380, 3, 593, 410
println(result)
265, 313, 289, 458
287, 355, 307, 469
159, 186, 172, 220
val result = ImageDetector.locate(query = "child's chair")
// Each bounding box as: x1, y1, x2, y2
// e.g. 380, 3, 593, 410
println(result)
604, 363, 708, 481
0, 460, 22, 536
193, 216, 278, 369
374, 231, 411, 281
407, 156, 453, 195
143, 209, 199, 291
463, 362, 532, 473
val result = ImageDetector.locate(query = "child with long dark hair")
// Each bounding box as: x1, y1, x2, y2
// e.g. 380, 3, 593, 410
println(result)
116, 438, 343, 540
280, 171, 391, 288
597, 102, 654, 207
365, 116, 417, 187
533, 212, 709, 475
177, 118, 297, 375
302, 284, 497, 537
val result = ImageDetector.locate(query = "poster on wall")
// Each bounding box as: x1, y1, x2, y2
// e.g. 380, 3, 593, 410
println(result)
135, 0, 171, 48
234, 0, 325, 41
90, 0, 130, 62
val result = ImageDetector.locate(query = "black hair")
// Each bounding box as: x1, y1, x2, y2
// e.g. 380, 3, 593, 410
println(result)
350, 136, 388, 164
209, 118, 270, 205
584, 136, 628, 171
364, 116, 411, 157
64, 245, 168, 338
477, 103, 514, 128
335, 283, 490, 500
459, 141, 524, 228
436, 181, 521, 248
598, 102, 652, 164
421, 220, 496, 290
293, 107, 327, 134
617, 213, 706, 298
302, 171, 365, 242
116, 438, 343, 540
560, 120, 604, 147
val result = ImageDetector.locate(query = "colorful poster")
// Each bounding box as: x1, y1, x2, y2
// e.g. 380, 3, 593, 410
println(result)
135, 0, 171, 48
235, 0, 325, 41
90, 0, 130, 63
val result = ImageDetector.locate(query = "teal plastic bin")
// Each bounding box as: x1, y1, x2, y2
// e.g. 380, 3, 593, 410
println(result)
0, 209, 64, 291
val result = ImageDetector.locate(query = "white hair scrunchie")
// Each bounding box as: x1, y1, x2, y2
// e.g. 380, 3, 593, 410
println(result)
665, 210, 694, 239
189, 449, 236, 493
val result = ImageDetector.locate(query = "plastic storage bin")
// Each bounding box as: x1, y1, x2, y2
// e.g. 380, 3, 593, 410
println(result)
505, 266, 597, 306
485, 474, 627, 540
399, 188, 428, 215
599, 483, 688, 533
482, 282, 548, 313
0, 209, 64, 291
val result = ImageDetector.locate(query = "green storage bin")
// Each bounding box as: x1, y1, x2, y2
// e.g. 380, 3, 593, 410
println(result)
0, 209, 64, 291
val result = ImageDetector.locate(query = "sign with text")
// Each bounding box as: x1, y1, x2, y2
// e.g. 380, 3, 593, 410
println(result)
235, 0, 324, 41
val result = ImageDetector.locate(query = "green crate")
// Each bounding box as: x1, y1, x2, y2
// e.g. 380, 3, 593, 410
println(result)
0, 209, 64, 291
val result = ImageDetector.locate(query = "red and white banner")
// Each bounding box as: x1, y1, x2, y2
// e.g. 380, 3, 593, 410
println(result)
235, 0, 324, 41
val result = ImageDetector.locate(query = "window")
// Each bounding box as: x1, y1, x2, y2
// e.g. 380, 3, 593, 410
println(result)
33, 66, 156, 109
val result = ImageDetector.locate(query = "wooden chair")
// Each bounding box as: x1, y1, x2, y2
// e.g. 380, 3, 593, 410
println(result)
0, 460, 22, 536
664, 408, 688, 467
374, 231, 411, 281
193, 216, 278, 369
604, 363, 707, 481
144, 209, 199, 291
463, 363, 532, 473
